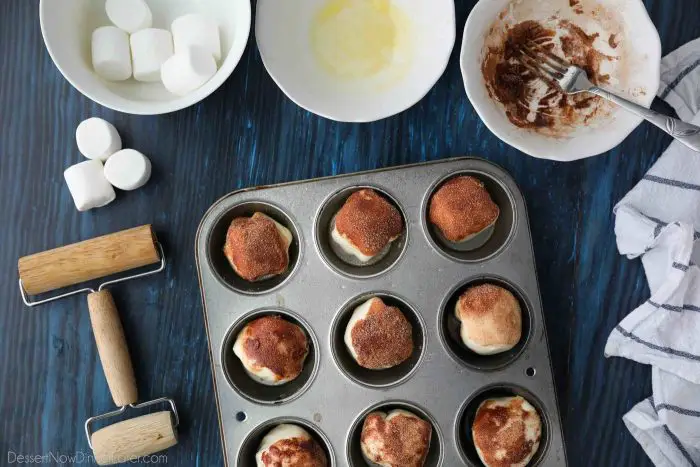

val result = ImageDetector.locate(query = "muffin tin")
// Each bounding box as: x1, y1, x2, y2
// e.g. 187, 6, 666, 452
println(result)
195, 157, 568, 466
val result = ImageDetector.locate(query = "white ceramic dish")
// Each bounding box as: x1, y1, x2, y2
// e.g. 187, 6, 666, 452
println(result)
256, 0, 456, 123
461, 0, 661, 161
40, 0, 251, 115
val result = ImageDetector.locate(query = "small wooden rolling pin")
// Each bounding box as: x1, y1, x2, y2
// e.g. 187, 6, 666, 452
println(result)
17, 225, 178, 466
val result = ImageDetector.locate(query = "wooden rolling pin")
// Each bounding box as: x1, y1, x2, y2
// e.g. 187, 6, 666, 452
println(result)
18, 225, 160, 295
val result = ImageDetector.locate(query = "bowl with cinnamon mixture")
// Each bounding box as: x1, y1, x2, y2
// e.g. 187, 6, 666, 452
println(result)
461, 0, 660, 160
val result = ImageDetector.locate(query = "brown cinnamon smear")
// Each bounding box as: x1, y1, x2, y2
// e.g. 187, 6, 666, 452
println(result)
351, 298, 413, 369
261, 436, 328, 467
335, 189, 403, 256
482, 19, 615, 134
428, 176, 499, 242
457, 284, 521, 347
361, 412, 431, 467
240, 316, 308, 382
223, 212, 289, 281
472, 397, 542, 467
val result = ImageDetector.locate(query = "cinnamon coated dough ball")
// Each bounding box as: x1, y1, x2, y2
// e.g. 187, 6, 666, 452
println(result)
429, 176, 499, 243
233, 315, 308, 385
361, 409, 432, 467
472, 396, 542, 467
223, 212, 292, 282
344, 297, 413, 370
255, 424, 328, 467
455, 284, 522, 355
331, 189, 403, 263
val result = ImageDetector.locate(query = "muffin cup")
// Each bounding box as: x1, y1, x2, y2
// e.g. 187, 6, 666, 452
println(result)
346, 400, 443, 467
237, 417, 335, 467
330, 292, 425, 388
455, 384, 550, 467
315, 186, 408, 278
221, 308, 319, 405
422, 170, 516, 262
207, 201, 301, 295
439, 276, 532, 371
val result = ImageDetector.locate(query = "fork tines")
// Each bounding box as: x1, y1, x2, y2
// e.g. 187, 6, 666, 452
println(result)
517, 42, 570, 85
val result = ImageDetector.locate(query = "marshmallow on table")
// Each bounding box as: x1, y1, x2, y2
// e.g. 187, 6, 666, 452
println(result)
75, 118, 121, 161
92, 26, 132, 81
64, 160, 116, 211
105, 0, 152, 34
130, 29, 174, 82
161, 47, 217, 96
171, 14, 222, 62
104, 149, 152, 191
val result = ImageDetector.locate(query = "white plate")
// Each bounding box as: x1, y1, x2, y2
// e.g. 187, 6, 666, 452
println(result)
461, 0, 661, 161
40, 0, 251, 115
256, 0, 456, 123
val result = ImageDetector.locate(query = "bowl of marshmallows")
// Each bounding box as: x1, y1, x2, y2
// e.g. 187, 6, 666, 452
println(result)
40, 0, 251, 115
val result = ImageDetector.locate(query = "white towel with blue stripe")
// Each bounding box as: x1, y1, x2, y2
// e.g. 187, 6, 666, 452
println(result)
606, 37, 700, 467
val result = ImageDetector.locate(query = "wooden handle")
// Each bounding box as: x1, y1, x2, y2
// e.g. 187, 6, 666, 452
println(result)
91, 411, 177, 465
88, 290, 138, 407
18, 225, 160, 295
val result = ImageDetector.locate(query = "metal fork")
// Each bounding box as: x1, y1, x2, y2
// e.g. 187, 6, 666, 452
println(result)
519, 44, 700, 152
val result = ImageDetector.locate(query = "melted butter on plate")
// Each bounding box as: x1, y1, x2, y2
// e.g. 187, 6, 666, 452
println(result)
311, 0, 413, 83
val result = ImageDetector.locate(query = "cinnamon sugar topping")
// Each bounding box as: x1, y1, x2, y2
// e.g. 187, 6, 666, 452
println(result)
361, 411, 432, 467
428, 176, 499, 242
223, 212, 290, 282
335, 189, 404, 256
240, 316, 308, 382
457, 284, 522, 347
351, 298, 413, 370
261, 436, 328, 467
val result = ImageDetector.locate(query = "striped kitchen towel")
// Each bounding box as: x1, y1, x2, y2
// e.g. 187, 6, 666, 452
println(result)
606, 38, 700, 467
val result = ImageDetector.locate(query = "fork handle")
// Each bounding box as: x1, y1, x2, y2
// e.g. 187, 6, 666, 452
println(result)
589, 86, 700, 152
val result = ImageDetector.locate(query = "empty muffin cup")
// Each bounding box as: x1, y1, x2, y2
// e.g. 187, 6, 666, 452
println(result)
423, 171, 515, 262
315, 186, 408, 278
207, 201, 301, 294
331, 292, 425, 388
439, 277, 531, 371
221, 309, 319, 405
237, 417, 335, 467
456, 384, 550, 467
347, 400, 443, 467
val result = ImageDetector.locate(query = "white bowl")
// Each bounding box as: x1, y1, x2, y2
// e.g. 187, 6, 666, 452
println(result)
40, 0, 251, 115
461, 0, 661, 161
256, 0, 456, 123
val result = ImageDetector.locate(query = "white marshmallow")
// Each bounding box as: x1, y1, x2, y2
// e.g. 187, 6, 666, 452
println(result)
105, 0, 152, 34
91, 26, 132, 81
171, 14, 222, 62
64, 160, 116, 211
255, 425, 312, 467
130, 29, 174, 82
103, 149, 152, 191
75, 118, 122, 161
160, 47, 217, 96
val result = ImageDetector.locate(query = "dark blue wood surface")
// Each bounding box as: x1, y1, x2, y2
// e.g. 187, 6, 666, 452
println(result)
1, 1, 699, 466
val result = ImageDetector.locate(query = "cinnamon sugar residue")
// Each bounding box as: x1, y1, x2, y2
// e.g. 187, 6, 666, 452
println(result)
351, 298, 413, 369
482, 18, 617, 135
361, 411, 432, 467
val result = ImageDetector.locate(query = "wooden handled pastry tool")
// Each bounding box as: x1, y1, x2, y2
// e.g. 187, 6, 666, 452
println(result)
17, 225, 178, 465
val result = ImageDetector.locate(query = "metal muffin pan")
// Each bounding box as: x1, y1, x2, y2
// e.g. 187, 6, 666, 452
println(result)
195, 157, 568, 467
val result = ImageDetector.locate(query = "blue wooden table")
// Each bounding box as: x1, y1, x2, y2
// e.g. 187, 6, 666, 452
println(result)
1, 1, 698, 466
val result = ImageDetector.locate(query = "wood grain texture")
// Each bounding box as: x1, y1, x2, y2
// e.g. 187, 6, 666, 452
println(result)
18, 225, 159, 295
87, 290, 138, 407
0, 1, 698, 466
